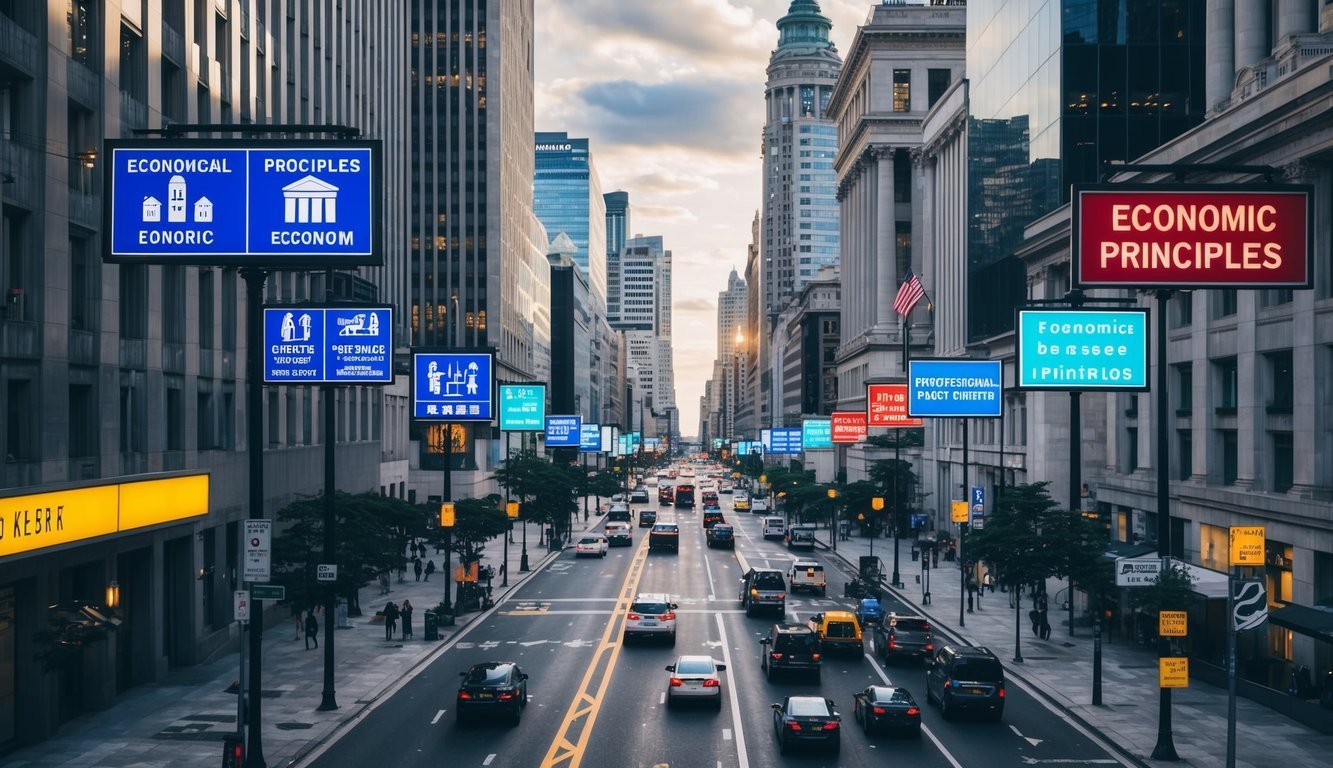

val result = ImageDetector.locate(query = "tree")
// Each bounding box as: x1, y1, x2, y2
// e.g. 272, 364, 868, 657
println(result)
1129, 562, 1196, 618
492, 449, 581, 541
967, 482, 1066, 592
436, 495, 510, 566
868, 457, 919, 535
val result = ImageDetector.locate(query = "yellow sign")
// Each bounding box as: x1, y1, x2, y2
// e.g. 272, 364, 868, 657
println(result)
454, 562, 479, 583
871, 497, 885, 511
439, 502, 455, 528
1229, 526, 1265, 566
1159, 657, 1189, 688
506, 501, 520, 519
0, 473, 208, 559
1159, 610, 1188, 637
951, 501, 969, 523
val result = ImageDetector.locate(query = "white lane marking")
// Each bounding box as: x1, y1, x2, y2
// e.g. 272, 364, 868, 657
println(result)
1003, 668, 1140, 768
867, 656, 963, 768
1019, 760, 1118, 765
1011, 723, 1044, 747
430, 709, 445, 725
660, 691, 666, 704
716, 613, 751, 768
723, 728, 733, 741
703, 543, 718, 600
482, 755, 496, 766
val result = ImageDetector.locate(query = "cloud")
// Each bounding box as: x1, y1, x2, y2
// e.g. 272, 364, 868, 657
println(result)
621, 170, 721, 198
633, 204, 698, 224
674, 298, 716, 313
573, 79, 759, 155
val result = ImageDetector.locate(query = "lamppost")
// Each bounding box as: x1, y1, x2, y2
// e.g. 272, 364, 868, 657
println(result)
827, 488, 838, 554
503, 501, 518, 586
873, 496, 886, 571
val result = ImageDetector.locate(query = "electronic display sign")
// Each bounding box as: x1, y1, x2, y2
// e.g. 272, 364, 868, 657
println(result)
262, 306, 391, 384
105, 139, 381, 266
907, 360, 1003, 418
769, 428, 803, 455
411, 352, 494, 421
579, 423, 601, 453
867, 383, 924, 427
544, 415, 581, 447
802, 419, 832, 449
499, 384, 546, 431
831, 412, 867, 443
1016, 309, 1149, 391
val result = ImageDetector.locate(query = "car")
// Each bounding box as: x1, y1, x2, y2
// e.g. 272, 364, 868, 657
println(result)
740, 568, 786, 616
606, 503, 632, 523
772, 696, 840, 755
575, 535, 608, 557
759, 623, 822, 682
658, 485, 675, 505
873, 613, 934, 664
629, 487, 651, 504
806, 611, 863, 657
925, 644, 1005, 720
665, 655, 726, 709
788, 560, 826, 595
733, 495, 751, 512
706, 523, 735, 549
854, 598, 886, 628
762, 516, 786, 540
720, 481, 734, 494
649, 523, 680, 552
611, 493, 627, 503
456, 661, 528, 724
625, 593, 677, 644
605, 522, 632, 547
751, 498, 770, 513
785, 524, 817, 550
638, 509, 658, 528
852, 685, 921, 737
702, 510, 725, 529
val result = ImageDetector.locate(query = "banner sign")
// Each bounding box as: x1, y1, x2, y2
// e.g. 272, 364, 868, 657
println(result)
769, 427, 803, 455
1115, 557, 1163, 587
544, 415, 581, 447
579, 423, 601, 452
1016, 309, 1149, 391
412, 351, 494, 421
907, 360, 1003, 417
867, 383, 924, 427
600, 425, 616, 453
1229, 526, 1265, 566
1072, 184, 1313, 289
105, 139, 382, 267
830, 411, 867, 443
802, 418, 832, 449
499, 384, 546, 431
262, 306, 392, 384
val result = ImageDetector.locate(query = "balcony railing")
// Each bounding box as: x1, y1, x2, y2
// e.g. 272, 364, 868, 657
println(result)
67, 58, 102, 109
3, 140, 40, 209
0, 10, 39, 75
161, 21, 185, 65
120, 90, 148, 133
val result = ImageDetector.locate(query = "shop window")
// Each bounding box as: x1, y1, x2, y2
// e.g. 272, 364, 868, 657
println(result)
1271, 432, 1293, 493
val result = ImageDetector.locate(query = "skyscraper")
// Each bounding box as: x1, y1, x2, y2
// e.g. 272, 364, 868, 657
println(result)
706, 270, 747, 440
615, 235, 676, 428
534, 132, 607, 303
604, 190, 630, 322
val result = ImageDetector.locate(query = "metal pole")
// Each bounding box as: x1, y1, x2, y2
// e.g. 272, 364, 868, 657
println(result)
1070, 389, 1081, 639
1151, 289, 1179, 761
960, 419, 968, 628
1092, 590, 1103, 703
891, 429, 901, 587
442, 423, 453, 615
317, 384, 338, 711
1013, 580, 1024, 663
1226, 566, 1238, 768
242, 267, 268, 768
583, 452, 589, 521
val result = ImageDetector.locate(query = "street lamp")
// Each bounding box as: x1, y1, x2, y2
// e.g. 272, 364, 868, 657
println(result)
827, 488, 838, 553
872, 496, 885, 565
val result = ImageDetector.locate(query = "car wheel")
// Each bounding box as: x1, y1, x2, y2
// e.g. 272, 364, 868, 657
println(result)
665, 691, 674, 709
510, 705, 522, 726
668, 632, 676, 647
713, 695, 723, 711
832, 737, 841, 754
778, 733, 789, 755
765, 665, 775, 682
941, 693, 954, 720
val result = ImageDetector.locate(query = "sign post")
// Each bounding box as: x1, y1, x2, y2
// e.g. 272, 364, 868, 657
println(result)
1226, 525, 1266, 768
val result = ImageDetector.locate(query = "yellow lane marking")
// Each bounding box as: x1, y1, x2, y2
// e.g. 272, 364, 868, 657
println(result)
539, 537, 650, 768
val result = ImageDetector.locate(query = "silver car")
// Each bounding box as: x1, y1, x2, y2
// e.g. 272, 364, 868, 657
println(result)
665, 655, 726, 709
624, 593, 678, 645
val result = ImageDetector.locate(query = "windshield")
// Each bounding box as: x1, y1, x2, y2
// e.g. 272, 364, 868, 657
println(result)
752, 572, 784, 589
464, 665, 511, 685
674, 658, 714, 675
788, 698, 830, 717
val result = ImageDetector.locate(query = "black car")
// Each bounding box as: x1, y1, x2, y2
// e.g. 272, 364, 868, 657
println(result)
706, 523, 735, 549
740, 568, 787, 617
852, 685, 921, 736
759, 623, 822, 682
629, 487, 650, 504
456, 661, 528, 724
872, 614, 935, 664
638, 509, 657, 528
925, 644, 1005, 720
649, 523, 679, 552
772, 696, 841, 755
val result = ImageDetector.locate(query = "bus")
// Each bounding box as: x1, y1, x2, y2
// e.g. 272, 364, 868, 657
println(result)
674, 483, 695, 509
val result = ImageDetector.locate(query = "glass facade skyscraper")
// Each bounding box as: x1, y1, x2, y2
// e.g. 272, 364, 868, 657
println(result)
534, 132, 607, 304
604, 191, 630, 322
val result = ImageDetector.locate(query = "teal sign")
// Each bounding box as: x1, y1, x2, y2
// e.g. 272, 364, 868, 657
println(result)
1016, 309, 1149, 391
499, 384, 546, 431
802, 419, 832, 449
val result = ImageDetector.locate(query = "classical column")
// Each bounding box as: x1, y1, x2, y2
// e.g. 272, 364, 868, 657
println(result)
1276, 0, 1315, 40
876, 147, 895, 330
1234, 0, 1269, 72
1206, 0, 1236, 110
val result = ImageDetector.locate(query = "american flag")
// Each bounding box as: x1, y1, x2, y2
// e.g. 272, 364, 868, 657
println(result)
892, 269, 925, 318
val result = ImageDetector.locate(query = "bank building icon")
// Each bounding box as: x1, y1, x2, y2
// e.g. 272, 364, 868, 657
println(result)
282, 175, 338, 223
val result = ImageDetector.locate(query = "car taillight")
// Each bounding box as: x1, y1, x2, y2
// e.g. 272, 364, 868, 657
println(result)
777, 593, 786, 600
669, 677, 683, 687
627, 613, 641, 620
662, 612, 676, 621
872, 706, 886, 715
998, 686, 1005, 698
925, 643, 934, 651
907, 707, 920, 716
499, 691, 515, 701
458, 691, 471, 699
822, 721, 839, 730
812, 652, 821, 661
787, 722, 802, 731
770, 652, 783, 660
703, 679, 720, 687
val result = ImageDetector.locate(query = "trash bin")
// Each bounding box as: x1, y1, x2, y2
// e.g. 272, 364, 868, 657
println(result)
423, 611, 439, 641
335, 598, 350, 629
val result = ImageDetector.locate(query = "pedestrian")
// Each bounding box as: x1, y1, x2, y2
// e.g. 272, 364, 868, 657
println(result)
383, 600, 399, 641
418, 541, 428, 559
413, 557, 423, 582
1029, 608, 1040, 636
400, 599, 414, 640
304, 610, 319, 650
397, 560, 407, 583
424, 559, 435, 581
1039, 609, 1052, 640
983, 571, 995, 593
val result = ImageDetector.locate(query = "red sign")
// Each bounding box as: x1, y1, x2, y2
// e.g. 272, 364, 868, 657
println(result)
1073, 184, 1312, 288
867, 383, 924, 427
830, 411, 867, 444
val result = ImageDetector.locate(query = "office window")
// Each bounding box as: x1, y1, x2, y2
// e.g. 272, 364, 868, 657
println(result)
1126, 427, 1138, 473
197, 389, 214, 450
119, 24, 146, 102
220, 390, 235, 449
1177, 429, 1192, 480
6, 379, 35, 460
1267, 350, 1293, 412
1214, 358, 1238, 412
165, 378, 183, 451
892, 69, 911, 112
70, 235, 98, 330
119, 264, 148, 339
1173, 291, 1192, 327
221, 268, 237, 350
1271, 432, 1293, 493
1174, 363, 1192, 413
199, 269, 215, 349
163, 266, 185, 343
1215, 289, 1238, 317
927, 68, 950, 108
119, 370, 145, 453
67, 0, 96, 66
1220, 430, 1238, 485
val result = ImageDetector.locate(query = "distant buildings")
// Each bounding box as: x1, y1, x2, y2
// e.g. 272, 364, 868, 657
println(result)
613, 235, 677, 443
703, 270, 748, 443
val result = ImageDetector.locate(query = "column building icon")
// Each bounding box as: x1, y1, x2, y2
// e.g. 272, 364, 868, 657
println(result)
282, 175, 339, 223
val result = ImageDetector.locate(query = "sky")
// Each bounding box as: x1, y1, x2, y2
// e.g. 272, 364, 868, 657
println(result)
533, 0, 867, 439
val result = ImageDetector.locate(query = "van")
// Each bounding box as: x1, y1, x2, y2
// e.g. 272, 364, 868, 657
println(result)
606, 503, 632, 523
807, 610, 863, 657
762, 517, 786, 540
605, 521, 632, 547
788, 560, 826, 595
785, 524, 817, 550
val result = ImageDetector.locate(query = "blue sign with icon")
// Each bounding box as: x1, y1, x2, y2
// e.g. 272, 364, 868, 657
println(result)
802, 419, 833, 449
498, 384, 546, 431
106, 141, 379, 266
579, 423, 601, 452
412, 352, 493, 421
769, 428, 803, 455
262, 306, 391, 384
1016, 309, 1149, 391
907, 360, 1004, 417
972, 487, 985, 507
544, 415, 581, 447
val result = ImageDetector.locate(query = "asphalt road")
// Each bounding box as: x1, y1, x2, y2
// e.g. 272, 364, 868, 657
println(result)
304, 483, 1133, 768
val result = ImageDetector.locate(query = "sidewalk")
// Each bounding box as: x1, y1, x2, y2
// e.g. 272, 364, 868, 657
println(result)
816, 528, 1333, 768
3, 511, 606, 768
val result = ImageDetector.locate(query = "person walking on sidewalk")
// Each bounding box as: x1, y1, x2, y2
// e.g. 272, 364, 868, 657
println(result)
413, 557, 423, 582
424, 559, 435, 581
304, 610, 319, 650
383, 600, 399, 641
400, 599, 414, 640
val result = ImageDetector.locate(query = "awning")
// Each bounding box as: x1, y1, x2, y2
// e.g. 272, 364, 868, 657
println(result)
1268, 603, 1333, 642
1172, 559, 1229, 600
1103, 541, 1157, 560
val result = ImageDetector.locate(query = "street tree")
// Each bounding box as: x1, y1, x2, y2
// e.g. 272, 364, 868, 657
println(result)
967, 482, 1067, 639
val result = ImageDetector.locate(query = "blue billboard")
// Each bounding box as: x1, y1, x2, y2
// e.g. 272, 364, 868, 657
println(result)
498, 384, 546, 431
412, 352, 494, 421
105, 140, 380, 267
1016, 309, 1149, 391
908, 360, 1004, 417
544, 415, 581, 447
262, 306, 391, 384
802, 419, 832, 449
769, 427, 803, 455
579, 423, 601, 452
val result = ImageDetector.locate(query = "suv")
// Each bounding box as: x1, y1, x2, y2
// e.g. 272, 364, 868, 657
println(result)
606, 503, 632, 523
785, 524, 817, 550
873, 613, 934, 664
702, 510, 725, 529
925, 645, 1005, 720
624, 593, 678, 645
759, 623, 822, 682
806, 611, 863, 657
629, 487, 650, 504
649, 522, 680, 552
787, 560, 826, 595
638, 509, 657, 528
706, 523, 735, 549
740, 568, 787, 617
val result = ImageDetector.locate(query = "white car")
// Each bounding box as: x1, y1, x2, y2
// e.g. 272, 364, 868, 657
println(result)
624, 593, 678, 644
751, 498, 770, 513
665, 655, 726, 709
575, 535, 609, 557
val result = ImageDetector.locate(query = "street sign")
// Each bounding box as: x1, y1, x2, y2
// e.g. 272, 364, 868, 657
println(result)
250, 584, 285, 601
867, 383, 924, 427
802, 418, 832, 449
1160, 610, 1188, 637
579, 423, 601, 452
1229, 526, 1265, 566
907, 360, 1003, 417
262, 306, 392, 383
1232, 579, 1268, 631
599, 425, 616, 453
545, 415, 582, 447
498, 384, 546, 431
1115, 556, 1162, 587
105, 139, 381, 267
831, 411, 868, 443
316, 564, 338, 582
761, 428, 772, 451
243, 519, 272, 583
972, 487, 985, 507
1159, 657, 1189, 688
234, 591, 250, 622
1015, 309, 1149, 391
951, 501, 969, 524
412, 351, 494, 421
769, 427, 802, 455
